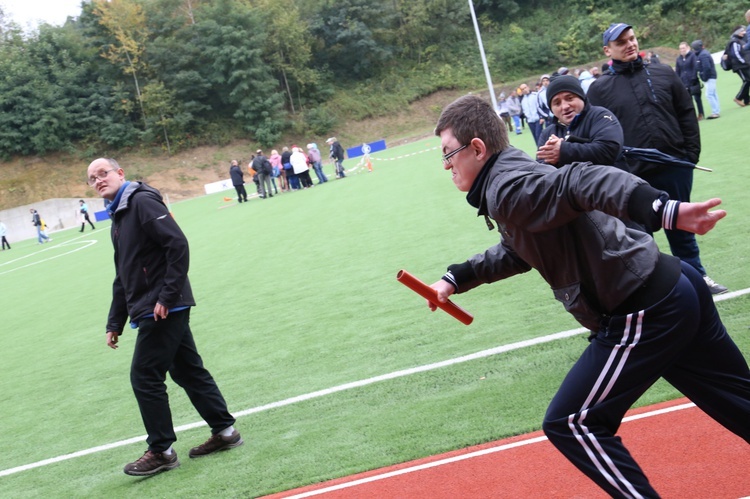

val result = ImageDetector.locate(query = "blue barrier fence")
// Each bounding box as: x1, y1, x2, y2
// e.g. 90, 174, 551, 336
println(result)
346, 139, 387, 159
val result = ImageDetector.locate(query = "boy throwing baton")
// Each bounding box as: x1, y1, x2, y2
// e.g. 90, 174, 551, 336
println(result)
426, 94, 750, 498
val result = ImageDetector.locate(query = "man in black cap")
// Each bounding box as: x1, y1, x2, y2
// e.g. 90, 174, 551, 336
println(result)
252, 149, 273, 198
588, 22, 727, 294
536, 75, 625, 170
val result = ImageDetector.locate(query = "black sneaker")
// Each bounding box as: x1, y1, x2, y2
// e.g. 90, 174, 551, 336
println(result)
123, 450, 179, 476
703, 275, 728, 295
189, 430, 243, 458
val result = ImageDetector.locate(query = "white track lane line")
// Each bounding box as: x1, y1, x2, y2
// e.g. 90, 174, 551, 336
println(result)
277, 404, 698, 499
1, 289, 747, 477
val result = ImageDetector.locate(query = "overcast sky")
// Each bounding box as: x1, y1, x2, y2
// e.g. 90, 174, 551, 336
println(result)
1, 0, 83, 29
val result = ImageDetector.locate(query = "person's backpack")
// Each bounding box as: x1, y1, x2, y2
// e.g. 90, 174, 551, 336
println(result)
253, 155, 271, 175
720, 41, 734, 71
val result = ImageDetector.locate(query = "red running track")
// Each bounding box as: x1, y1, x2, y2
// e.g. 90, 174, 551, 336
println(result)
263, 398, 750, 498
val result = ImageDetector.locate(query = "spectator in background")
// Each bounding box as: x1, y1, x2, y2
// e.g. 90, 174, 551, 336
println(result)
496, 92, 512, 131
590, 66, 601, 79
281, 146, 295, 191
30, 208, 50, 244
578, 69, 596, 93
79, 199, 96, 231
727, 26, 750, 107
247, 155, 261, 195
229, 159, 247, 203
517, 87, 527, 129
268, 149, 282, 193
291, 146, 313, 188
507, 90, 523, 135
252, 149, 274, 198
537, 75, 551, 129
0, 220, 10, 250
588, 22, 727, 294
647, 50, 661, 64
536, 75, 625, 171
692, 40, 720, 119
307, 143, 328, 184
520, 83, 541, 143
327, 137, 347, 178
676, 41, 705, 120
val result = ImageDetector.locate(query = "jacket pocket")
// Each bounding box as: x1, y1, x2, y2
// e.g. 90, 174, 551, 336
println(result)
552, 282, 601, 331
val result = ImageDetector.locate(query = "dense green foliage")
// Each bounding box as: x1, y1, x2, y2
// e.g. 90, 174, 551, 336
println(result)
0, 0, 746, 157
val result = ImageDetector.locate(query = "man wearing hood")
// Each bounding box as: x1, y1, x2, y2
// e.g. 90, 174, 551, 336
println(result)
727, 26, 749, 107
587, 23, 727, 294
536, 75, 625, 171
692, 39, 720, 118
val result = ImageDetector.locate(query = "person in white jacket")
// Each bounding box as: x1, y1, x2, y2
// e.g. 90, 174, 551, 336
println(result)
290, 146, 313, 188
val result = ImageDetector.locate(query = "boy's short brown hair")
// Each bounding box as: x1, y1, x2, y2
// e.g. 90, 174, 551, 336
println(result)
434, 95, 509, 155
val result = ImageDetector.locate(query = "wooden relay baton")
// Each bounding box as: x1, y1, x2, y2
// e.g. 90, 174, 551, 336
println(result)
396, 269, 474, 325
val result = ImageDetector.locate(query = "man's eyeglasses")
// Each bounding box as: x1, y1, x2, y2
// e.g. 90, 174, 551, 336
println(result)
87, 168, 117, 186
442, 144, 468, 166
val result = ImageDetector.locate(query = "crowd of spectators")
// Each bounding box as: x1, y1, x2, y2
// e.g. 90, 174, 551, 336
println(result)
493, 14, 750, 295
226, 137, 348, 203
497, 13, 749, 129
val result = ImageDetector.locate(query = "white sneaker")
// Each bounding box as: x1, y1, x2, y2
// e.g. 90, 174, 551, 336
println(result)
703, 275, 728, 295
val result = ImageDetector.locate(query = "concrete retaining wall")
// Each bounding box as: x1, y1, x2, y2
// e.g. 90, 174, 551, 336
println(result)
0, 197, 108, 244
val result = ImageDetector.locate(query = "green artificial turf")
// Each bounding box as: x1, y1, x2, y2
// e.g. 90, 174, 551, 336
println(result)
0, 75, 748, 498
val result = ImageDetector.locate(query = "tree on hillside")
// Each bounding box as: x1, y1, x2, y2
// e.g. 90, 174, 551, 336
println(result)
152, 0, 285, 145
309, 0, 397, 79
93, 0, 150, 127
0, 21, 123, 157
253, 0, 320, 114
392, 0, 469, 63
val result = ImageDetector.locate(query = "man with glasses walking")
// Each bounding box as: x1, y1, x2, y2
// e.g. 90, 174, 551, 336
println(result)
86, 158, 242, 476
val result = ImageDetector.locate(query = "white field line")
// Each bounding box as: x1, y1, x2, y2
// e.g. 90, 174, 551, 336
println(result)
278, 403, 698, 499
0, 231, 103, 276
0, 288, 748, 478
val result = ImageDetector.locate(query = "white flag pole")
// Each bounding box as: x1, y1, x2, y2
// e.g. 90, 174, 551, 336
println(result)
468, 0, 497, 111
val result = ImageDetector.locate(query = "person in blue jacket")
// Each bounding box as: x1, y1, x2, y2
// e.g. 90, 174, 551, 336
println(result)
78, 199, 96, 231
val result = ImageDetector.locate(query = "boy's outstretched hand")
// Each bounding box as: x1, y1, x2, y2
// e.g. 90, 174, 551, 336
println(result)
677, 198, 726, 235
428, 280, 455, 311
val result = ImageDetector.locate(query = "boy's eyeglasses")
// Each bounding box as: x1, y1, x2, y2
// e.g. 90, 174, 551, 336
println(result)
442, 144, 468, 166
